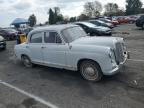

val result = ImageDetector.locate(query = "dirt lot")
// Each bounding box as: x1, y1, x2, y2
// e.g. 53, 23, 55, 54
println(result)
0, 24, 144, 108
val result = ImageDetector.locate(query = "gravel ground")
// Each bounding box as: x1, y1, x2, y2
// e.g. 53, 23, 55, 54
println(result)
0, 24, 144, 108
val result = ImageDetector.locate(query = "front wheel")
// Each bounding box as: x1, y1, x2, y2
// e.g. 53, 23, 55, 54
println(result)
80, 60, 103, 82
21, 55, 33, 68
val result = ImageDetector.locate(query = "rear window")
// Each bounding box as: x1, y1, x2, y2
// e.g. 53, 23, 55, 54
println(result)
30, 32, 43, 43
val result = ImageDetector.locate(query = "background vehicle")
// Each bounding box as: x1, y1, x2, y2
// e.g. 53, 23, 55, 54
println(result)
75, 22, 112, 36
14, 24, 128, 81
0, 28, 18, 40
99, 18, 119, 26
116, 16, 129, 24
127, 16, 138, 24
136, 15, 144, 29
89, 20, 114, 29
0, 35, 6, 50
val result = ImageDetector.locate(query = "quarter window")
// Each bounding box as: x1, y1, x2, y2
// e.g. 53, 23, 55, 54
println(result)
44, 32, 62, 43
30, 32, 43, 43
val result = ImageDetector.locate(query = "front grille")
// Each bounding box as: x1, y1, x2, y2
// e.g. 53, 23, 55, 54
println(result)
115, 42, 125, 64
0, 41, 4, 44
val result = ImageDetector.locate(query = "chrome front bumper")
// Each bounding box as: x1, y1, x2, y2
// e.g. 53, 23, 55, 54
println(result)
104, 51, 130, 75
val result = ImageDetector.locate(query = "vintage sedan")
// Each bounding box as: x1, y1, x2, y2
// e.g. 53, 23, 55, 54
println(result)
14, 24, 128, 81
0, 35, 6, 50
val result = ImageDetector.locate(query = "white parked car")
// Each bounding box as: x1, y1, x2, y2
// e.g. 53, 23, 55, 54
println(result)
14, 24, 129, 81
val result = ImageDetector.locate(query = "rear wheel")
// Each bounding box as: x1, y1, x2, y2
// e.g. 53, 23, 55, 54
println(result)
80, 60, 103, 82
2, 46, 6, 50
21, 55, 33, 68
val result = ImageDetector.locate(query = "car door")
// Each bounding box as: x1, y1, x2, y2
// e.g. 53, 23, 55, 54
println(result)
42, 31, 67, 68
27, 31, 44, 63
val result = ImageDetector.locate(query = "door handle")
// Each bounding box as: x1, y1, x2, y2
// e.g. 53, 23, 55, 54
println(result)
41, 46, 46, 49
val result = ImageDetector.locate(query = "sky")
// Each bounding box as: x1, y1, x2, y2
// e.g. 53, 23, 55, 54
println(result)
0, 0, 144, 27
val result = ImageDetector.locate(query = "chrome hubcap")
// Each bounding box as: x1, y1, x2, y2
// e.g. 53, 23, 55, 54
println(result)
24, 59, 30, 64
84, 67, 95, 76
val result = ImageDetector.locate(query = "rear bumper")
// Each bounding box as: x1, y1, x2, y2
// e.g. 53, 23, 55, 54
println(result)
103, 51, 129, 75
0, 41, 6, 49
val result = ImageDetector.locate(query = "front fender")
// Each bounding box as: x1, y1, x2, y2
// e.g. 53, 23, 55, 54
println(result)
14, 44, 31, 60
66, 45, 113, 73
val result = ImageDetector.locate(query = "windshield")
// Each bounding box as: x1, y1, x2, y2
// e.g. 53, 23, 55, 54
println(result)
97, 20, 105, 24
62, 26, 87, 43
80, 22, 97, 28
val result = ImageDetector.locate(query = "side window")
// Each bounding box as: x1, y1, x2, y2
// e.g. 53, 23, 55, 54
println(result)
44, 32, 62, 43
30, 32, 43, 43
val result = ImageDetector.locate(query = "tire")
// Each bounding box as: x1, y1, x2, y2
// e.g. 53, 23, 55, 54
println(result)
21, 55, 33, 68
80, 60, 103, 82
2, 46, 6, 50
142, 24, 144, 30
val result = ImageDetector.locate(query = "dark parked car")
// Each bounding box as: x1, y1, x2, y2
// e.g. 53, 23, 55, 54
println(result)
0, 29, 18, 40
75, 22, 112, 36
116, 16, 130, 24
0, 35, 6, 50
89, 20, 114, 29
99, 18, 119, 26
136, 15, 144, 29
127, 16, 138, 24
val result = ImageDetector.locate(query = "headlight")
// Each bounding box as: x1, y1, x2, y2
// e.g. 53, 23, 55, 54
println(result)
97, 29, 105, 32
108, 49, 116, 64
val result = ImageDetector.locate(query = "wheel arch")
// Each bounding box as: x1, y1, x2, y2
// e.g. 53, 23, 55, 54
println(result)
77, 58, 102, 72
21, 54, 30, 59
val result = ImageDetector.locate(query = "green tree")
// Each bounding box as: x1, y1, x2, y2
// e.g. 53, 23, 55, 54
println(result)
48, 7, 64, 24
84, 1, 102, 17
54, 7, 60, 23
56, 14, 64, 22
48, 8, 55, 24
69, 17, 77, 22
104, 3, 119, 16
28, 14, 36, 27
78, 14, 89, 21
126, 0, 143, 15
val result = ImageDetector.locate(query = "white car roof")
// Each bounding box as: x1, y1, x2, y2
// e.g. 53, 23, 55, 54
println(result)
31, 24, 78, 33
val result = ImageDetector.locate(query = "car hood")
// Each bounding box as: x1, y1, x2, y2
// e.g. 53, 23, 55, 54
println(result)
92, 26, 111, 31
106, 23, 113, 26
0, 36, 4, 41
72, 36, 123, 49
